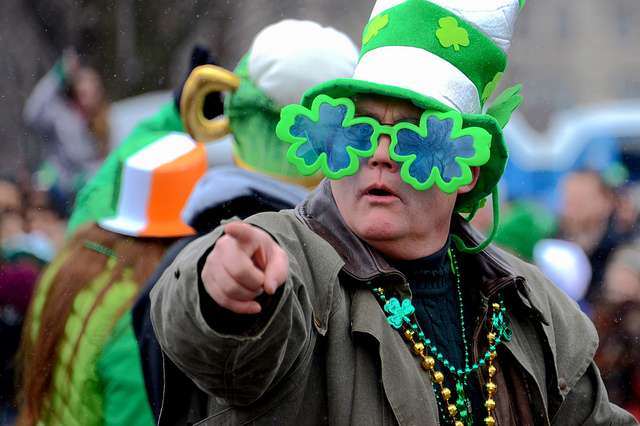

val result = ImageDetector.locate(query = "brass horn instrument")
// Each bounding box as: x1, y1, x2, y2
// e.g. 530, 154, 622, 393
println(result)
180, 65, 240, 142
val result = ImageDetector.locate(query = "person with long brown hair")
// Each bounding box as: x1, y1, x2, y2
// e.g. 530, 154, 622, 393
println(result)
16, 135, 207, 425
23, 47, 111, 213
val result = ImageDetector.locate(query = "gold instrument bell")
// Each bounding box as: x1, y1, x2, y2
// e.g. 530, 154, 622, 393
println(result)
179, 65, 240, 142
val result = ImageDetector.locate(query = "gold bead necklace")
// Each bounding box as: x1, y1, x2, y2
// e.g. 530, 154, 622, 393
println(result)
366, 250, 512, 425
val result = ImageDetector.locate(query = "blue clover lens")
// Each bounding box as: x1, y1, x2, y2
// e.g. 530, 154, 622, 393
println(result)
278, 95, 489, 186
395, 116, 476, 184
290, 103, 374, 174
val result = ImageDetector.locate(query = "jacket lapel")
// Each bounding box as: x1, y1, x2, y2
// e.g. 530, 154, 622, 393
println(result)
350, 286, 441, 424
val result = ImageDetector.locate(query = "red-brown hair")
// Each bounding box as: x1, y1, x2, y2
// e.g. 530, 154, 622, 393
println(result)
16, 223, 176, 425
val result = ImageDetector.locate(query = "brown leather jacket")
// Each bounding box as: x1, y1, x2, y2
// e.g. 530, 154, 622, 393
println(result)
151, 179, 637, 425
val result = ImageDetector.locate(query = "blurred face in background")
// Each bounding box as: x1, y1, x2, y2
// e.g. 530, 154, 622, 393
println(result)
560, 171, 614, 236
604, 264, 640, 304
72, 67, 105, 117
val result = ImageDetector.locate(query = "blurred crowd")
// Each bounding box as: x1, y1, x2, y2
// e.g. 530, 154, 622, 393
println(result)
2, 18, 640, 426
479, 167, 640, 419
1, 19, 358, 425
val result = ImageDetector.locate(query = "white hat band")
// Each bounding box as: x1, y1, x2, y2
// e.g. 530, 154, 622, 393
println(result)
353, 46, 481, 114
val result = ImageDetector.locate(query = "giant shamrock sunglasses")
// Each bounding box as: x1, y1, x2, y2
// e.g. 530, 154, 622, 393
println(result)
276, 95, 492, 193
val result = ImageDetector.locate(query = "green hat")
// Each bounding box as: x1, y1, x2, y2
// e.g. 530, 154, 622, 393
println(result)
225, 19, 359, 189
301, 0, 525, 212
493, 200, 558, 261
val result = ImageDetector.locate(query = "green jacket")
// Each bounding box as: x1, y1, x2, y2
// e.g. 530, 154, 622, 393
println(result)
151, 179, 637, 425
29, 252, 154, 425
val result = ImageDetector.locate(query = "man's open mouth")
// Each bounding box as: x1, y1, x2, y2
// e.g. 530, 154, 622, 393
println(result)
368, 188, 393, 196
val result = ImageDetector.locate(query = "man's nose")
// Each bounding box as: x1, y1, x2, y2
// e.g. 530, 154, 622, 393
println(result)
368, 135, 398, 172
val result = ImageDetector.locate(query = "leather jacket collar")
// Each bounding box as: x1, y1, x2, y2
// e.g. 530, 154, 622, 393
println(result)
295, 178, 532, 302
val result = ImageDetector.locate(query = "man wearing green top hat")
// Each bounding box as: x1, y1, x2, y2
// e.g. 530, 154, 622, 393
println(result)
150, 0, 638, 424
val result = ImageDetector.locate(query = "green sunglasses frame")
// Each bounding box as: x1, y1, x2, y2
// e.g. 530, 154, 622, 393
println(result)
276, 94, 492, 194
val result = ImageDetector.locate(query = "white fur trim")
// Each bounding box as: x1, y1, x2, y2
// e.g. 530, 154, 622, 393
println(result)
353, 46, 481, 114
369, 0, 405, 20
431, 0, 520, 55
248, 19, 359, 107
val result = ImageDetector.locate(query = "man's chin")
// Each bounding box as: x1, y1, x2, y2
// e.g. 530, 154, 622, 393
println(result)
356, 224, 403, 246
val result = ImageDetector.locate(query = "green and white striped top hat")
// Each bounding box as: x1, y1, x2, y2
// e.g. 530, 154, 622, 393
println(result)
302, 0, 525, 212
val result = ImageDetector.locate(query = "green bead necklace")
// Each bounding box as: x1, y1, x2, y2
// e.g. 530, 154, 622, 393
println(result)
366, 249, 512, 426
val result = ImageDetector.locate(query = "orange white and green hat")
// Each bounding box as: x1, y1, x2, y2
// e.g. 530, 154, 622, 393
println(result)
98, 133, 207, 237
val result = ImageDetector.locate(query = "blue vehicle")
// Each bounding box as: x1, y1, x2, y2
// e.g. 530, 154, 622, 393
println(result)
501, 100, 640, 211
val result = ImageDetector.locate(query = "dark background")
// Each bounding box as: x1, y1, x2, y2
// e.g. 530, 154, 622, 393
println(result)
1, 0, 639, 180
0, 0, 374, 177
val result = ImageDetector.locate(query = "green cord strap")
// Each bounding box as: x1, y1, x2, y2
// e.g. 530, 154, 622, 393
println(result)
84, 240, 117, 259
463, 199, 481, 222
451, 186, 500, 254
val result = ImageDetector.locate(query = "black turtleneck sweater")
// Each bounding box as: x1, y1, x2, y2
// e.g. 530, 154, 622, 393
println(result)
386, 238, 485, 425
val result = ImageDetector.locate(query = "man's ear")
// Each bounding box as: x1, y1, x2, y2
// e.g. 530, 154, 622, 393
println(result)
456, 166, 480, 195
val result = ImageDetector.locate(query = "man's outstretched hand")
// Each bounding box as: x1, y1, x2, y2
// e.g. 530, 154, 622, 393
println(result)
201, 222, 289, 314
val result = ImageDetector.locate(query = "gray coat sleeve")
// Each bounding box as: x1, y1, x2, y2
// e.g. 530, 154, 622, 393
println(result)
150, 213, 343, 406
